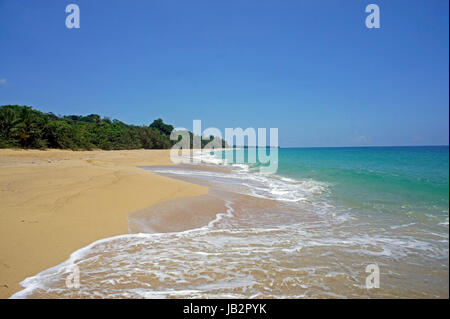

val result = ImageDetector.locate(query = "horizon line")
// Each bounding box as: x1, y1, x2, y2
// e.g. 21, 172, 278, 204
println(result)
232, 145, 449, 149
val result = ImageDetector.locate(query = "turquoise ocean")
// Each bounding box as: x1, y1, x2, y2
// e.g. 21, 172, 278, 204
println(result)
224, 146, 449, 227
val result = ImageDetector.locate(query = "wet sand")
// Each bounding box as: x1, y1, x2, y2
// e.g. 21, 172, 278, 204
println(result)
0, 149, 208, 298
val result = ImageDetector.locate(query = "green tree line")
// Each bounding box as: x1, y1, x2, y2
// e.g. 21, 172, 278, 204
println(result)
0, 105, 226, 150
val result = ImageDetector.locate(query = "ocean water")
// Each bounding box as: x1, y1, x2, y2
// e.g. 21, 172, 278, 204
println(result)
226, 146, 449, 225
12, 146, 449, 298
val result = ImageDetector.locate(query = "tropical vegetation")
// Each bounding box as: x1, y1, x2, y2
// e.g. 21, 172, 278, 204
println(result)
0, 105, 225, 150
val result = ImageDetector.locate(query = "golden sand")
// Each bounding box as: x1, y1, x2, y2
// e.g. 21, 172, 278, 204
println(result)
0, 149, 208, 298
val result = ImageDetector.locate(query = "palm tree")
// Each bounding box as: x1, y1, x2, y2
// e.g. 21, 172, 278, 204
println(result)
0, 106, 20, 139
16, 107, 44, 147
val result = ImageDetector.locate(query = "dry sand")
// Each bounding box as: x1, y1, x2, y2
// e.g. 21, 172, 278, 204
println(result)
0, 149, 208, 298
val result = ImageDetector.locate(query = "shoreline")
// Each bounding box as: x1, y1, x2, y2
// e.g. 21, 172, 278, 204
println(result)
2, 148, 448, 298
0, 149, 208, 298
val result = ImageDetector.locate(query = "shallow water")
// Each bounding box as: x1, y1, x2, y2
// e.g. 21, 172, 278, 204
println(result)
11, 147, 449, 298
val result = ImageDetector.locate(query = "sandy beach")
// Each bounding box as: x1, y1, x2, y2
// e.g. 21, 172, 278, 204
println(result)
0, 149, 208, 298
1, 148, 448, 299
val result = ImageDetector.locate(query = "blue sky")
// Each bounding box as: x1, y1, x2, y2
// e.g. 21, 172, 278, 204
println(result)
0, 0, 448, 147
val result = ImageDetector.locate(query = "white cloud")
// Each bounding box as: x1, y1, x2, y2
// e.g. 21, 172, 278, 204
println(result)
0, 78, 7, 86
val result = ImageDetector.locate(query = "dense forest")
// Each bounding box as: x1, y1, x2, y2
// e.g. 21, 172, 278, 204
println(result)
0, 105, 226, 150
